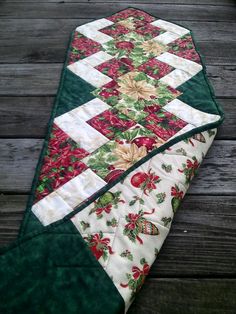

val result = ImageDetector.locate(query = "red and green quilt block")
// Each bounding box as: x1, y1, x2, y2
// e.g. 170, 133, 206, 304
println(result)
107, 8, 155, 24
168, 34, 200, 63
135, 23, 165, 39
138, 58, 174, 80
87, 108, 136, 140
100, 23, 130, 38
103, 32, 167, 67
35, 124, 89, 202
92, 80, 121, 106
116, 71, 180, 104
95, 58, 133, 79
83, 124, 166, 182
141, 110, 188, 141
68, 32, 101, 65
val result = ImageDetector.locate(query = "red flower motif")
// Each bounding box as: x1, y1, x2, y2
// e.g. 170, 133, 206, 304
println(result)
132, 263, 150, 280
187, 159, 199, 170
135, 24, 162, 38
107, 8, 155, 23
143, 111, 187, 141
85, 233, 114, 260
87, 109, 135, 139
115, 41, 134, 51
95, 59, 133, 79
171, 186, 184, 199
100, 24, 130, 37
35, 124, 89, 202
125, 213, 140, 230
68, 32, 101, 64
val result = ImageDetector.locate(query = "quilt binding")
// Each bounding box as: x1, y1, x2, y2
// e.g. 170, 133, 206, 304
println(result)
15, 7, 224, 244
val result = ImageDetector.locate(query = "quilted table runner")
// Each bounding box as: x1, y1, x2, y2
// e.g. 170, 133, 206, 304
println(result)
0, 8, 224, 314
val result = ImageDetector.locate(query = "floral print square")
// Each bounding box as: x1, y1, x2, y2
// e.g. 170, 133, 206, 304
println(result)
168, 34, 200, 63
138, 58, 174, 80
135, 24, 165, 39
103, 32, 167, 67
92, 71, 181, 120
117, 17, 148, 30
35, 124, 89, 202
140, 110, 188, 141
68, 32, 101, 65
92, 80, 121, 106
86, 109, 136, 140
83, 128, 154, 182
95, 59, 133, 79
107, 8, 155, 23
100, 23, 130, 38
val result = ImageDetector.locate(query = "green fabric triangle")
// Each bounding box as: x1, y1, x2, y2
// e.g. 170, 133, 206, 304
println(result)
0, 220, 124, 314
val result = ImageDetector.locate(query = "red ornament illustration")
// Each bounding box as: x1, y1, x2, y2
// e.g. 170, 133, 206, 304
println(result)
131, 169, 161, 195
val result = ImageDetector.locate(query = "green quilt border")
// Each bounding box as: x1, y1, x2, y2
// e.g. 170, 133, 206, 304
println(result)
17, 7, 224, 239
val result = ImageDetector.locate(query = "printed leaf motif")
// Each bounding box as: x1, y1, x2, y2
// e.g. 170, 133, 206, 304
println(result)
120, 250, 133, 261
156, 192, 166, 204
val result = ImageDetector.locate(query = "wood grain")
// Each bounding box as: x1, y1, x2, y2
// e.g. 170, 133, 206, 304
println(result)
5, 0, 236, 5
128, 278, 236, 314
0, 3, 236, 21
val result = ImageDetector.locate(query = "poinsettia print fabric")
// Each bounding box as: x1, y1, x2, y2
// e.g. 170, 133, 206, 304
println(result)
29, 7, 222, 312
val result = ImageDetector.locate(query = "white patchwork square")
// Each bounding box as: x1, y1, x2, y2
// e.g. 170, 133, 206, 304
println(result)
54, 113, 109, 153
151, 19, 189, 36
56, 169, 106, 208
159, 68, 193, 88
32, 192, 73, 226
164, 99, 220, 127
80, 51, 113, 67
153, 31, 180, 45
69, 98, 110, 121
67, 61, 112, 88
156, 52, 202, 76
76, 19, 114, 44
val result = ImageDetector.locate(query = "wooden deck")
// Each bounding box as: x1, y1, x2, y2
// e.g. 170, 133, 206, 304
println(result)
0, 1, 236, 313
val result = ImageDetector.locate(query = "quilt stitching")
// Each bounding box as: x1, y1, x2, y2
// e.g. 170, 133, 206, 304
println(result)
32, 8, 220, 227
19, 8, 223, 312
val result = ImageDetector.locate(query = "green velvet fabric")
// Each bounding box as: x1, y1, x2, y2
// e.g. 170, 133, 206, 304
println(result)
0, 220, 125, 314
178, 71, 222, 116
56, 69, 96, 117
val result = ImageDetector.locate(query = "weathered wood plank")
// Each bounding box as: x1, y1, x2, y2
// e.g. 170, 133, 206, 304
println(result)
0, 97, 53, 138
128, 278, 236, 314
1, 19, 235, 42
0, 98, 233, 139
0, 64, 234, 97
0, 194, 235, 275
0, 140, 235, 194
5, 0, 236, 5
0, 19, 235, 64
0, 3, 235, 21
